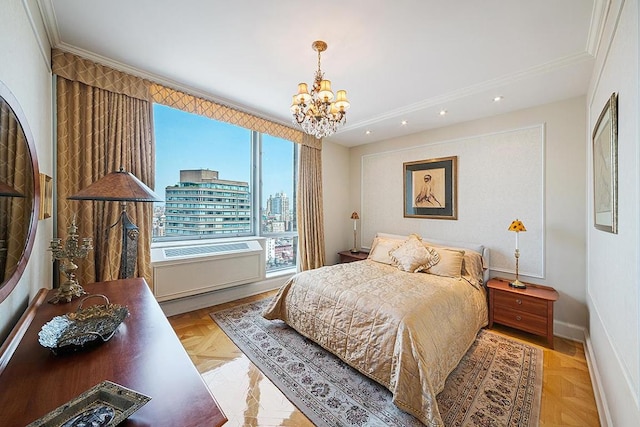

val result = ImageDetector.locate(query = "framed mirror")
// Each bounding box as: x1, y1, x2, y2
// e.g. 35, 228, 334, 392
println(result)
0, 80, 40, 302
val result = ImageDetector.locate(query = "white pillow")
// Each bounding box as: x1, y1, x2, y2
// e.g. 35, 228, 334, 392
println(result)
389, 235, 440, 273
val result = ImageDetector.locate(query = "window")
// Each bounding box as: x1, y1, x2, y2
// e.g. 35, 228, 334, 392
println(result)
261, 134, 298, 271
152, 104, 298, 272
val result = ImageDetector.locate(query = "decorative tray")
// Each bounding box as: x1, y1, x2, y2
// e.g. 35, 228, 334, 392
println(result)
26, 380, 151, 427
38, 294, 129, 355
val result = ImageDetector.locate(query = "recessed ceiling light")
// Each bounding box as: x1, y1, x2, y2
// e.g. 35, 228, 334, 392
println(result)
365, 130, 372, 135
401, 120, 408, 126
493, 96, 503, 102
439, 109, 448, 116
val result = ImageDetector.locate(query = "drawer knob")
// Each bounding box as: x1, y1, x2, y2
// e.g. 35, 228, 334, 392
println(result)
516, 315, 522, 321
516, 299, 522, 305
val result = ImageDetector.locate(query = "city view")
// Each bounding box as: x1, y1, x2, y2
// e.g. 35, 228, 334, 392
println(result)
151, 169, 296, 271
152, 104, 297, 272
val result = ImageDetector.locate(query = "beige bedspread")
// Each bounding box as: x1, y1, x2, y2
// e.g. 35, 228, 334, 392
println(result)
263, 259, 488, 426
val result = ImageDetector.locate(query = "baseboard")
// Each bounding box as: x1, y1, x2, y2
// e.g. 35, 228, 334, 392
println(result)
159, 273, 293, 317
553, 319, 586, 343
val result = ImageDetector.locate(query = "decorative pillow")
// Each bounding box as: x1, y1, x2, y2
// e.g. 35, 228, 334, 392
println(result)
461, 250, 485, 287
426, 247, 465, 278
368, 237, 404, 265
389, 235, 440, 273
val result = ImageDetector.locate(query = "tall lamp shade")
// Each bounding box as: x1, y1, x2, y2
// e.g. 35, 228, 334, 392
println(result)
69, 167, 162, 279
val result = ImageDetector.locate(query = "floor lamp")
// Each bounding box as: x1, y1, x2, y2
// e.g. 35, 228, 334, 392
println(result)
68, 167, 162, 279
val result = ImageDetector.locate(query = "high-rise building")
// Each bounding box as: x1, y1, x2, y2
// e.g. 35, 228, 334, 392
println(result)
266, 192, 291, 228
164, 169, 251, 236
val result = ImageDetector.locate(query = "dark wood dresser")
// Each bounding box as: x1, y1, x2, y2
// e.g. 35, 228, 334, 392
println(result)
0, 278, 227, 427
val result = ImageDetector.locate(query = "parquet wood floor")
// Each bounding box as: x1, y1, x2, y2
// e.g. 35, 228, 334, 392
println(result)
168, 291, 600, 426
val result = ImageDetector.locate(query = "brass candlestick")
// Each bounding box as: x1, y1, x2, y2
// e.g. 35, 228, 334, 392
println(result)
49, 216, 93, 304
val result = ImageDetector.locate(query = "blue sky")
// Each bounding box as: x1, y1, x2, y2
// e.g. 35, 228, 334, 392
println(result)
153, 104, 294, 207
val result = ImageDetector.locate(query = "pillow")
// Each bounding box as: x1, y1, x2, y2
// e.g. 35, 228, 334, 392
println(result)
461, 250, 485, 287
368, 236, 404, 265
423, 240, 486, 283
425, 247, 465, 278
389, 235, 440, 273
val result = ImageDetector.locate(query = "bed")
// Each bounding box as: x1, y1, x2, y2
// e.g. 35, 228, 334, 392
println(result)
262, 233, 490, 426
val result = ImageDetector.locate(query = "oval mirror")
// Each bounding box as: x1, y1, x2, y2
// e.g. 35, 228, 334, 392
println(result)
0, 80, 39, 302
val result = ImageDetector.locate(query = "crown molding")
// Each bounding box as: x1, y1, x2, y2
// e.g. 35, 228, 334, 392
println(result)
344, 51, 593, 132
586, 0, 611, 57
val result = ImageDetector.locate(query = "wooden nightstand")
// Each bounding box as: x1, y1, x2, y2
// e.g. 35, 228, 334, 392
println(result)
338, 250, 369, 263
487, 277, 559, 348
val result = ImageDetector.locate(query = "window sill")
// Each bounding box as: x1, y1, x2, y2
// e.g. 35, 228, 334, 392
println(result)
266, 268, 296, 280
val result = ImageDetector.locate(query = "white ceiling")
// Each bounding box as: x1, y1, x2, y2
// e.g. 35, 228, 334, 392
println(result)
37, 0, 602, 147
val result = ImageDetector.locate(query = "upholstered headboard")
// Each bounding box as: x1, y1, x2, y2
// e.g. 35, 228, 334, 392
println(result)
371, 233, 491, 285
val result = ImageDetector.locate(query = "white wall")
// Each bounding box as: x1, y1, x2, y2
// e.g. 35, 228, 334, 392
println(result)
0, 0, 53, 340
360, 125, 545, 277
349, 96, 587, 335
586, 0, 640, 425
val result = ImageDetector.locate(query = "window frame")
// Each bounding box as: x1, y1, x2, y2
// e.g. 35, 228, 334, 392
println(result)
152, 104, 298, 273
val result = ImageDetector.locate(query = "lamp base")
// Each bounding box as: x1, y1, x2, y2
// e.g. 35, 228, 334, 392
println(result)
509, 279, 527, 289
350, 248, 359, 253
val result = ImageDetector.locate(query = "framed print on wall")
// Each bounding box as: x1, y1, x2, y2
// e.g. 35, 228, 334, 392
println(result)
404, 155, 457, 219
592, 92, 618, 234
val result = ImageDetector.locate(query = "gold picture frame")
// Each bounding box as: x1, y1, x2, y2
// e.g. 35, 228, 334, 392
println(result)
403, 156, 457, 219
592, 93, 618, 234
38, 173, 52, 220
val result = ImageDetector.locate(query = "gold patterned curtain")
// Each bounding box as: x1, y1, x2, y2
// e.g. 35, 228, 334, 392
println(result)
151, 84, 326, 270
0, 102, 31, 281
297, 134, 325, 270
53, 50, 154, 286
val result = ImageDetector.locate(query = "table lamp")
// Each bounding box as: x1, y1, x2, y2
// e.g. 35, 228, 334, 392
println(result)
350, 211, 360, 253
508, 219, 527, 288
68, 167, 162, 279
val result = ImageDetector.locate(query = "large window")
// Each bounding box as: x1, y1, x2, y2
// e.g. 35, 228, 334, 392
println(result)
152, 104, 297, 272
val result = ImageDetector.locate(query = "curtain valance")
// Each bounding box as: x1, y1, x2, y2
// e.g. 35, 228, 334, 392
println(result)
150, 84, 309, 145
52, 49, 150, 101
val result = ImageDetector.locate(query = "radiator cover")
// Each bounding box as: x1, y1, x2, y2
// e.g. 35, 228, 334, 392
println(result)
151, 238, 266, 301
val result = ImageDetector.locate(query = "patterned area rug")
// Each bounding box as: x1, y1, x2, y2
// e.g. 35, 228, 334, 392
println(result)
210, 298, 542, 427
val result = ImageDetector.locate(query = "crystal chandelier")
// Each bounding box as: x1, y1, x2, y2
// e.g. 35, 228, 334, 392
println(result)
290, 40, 350, 139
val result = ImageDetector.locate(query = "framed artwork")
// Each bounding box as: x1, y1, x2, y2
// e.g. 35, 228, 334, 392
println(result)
592, 92, 618, 233
39, 173, 52, 220
403, 155, 457, 219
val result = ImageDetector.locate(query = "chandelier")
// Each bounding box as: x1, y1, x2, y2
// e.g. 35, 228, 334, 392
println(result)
290, 40, 350, 139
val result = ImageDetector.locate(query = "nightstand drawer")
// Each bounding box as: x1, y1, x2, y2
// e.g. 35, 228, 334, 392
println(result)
493, 308, 548, 336
493, 291, 547, 316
